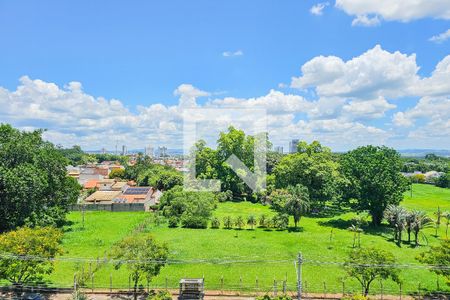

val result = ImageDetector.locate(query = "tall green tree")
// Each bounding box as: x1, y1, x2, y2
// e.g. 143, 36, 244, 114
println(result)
193, 127, 270, 200
284, 184, 310, 228
340, 146, 408, 226
159, 186, 216, 229
0, 124, 80, 231
344, 247, 401, 296
0, 227, 63, 284
111, 234, 168, 300
274, 141, 340, 209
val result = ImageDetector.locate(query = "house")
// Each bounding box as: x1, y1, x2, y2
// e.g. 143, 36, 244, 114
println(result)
424, 171, 444, 182
113, 187, 153, 204
85, 191, 121, 204
84, 179, 99, 190
111, 181, 129, 191
97, 179, 116, 191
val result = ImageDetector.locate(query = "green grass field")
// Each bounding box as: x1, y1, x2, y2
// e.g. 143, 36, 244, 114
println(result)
48, 184, 450, 294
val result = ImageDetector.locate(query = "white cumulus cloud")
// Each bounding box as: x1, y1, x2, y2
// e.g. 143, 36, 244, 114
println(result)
222, 50, 244, 57
310, 2, 329, 16
335, 0, 450, 24
429, 29, 450, 43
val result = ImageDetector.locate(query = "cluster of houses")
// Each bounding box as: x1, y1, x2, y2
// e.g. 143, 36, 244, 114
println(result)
401, 170, 445, 183
67, 162, 162, 211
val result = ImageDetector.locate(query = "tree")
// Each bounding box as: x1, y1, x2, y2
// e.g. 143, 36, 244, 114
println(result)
193, 127, 271, 200
223, 216, 233, 229
273, 213, 289, 230
247, 215, 256, 230
347, 224, 363, 248
109, 168, 126, 179
344, 248, 401, 296
384, 205, 408, 246
410, 210, 433, 247
235, 216, 245, 230
0, 124, 80, 231
159, 186, 216, 229
259, 215, 268, 228
111, 235, 168, 300
284, 184, 310, 228
435, 172, 450, 188
0, 227, 62, 284
274, 141, 340, 209
340, 146, 409, 226
210, 217, 220, 229
417, 240, 450, 286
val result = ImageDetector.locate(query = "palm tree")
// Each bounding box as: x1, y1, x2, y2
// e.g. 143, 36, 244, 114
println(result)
223, 216, 233, 229
285, 184, 310, 228
410, 210, 433, 247
434, 206, 443, 236
247, 215, 256, 230
348, 224, 363, 248
259, 214, 268, 228
235, 216, 245, 230
384, 205, 407, 246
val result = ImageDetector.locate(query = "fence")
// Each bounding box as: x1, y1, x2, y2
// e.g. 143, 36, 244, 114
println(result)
69, 203, 145, 212
0, 256, 449, 299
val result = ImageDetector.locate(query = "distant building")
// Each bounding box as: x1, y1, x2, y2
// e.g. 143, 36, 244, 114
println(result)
289, 139, 299, 153
145, 145, 154, 157
274, 146, 283, 154
158, 146, 167, 158
121, 145, 127, 156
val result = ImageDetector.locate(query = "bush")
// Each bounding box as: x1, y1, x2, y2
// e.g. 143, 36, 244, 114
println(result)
341, 296, 368, 300
435, 173, 450, 188
168, 216, 179, 228
181, 213, 208, 229
223, 216, 233, 229
273, 213, 289, 230
256, 295, 292, 300
147, 290, 172, 300
411, 174, 426, 184
210, 217, 220, 229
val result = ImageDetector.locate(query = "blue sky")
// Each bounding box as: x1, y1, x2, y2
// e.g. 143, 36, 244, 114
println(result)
0, 1, 449, 151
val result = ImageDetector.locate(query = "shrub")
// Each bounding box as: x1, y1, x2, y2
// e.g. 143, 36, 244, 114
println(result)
181, 213, 208, 229
168, 216, 179, 228
273, 213, 289, 230
210, 217, 220, 229
259, 214, 268, 228
256, 295, 292, 300
223, 216, 233, 229
235, 216, 245, 229
147, 290, 172, 300
411, 174, 426, 184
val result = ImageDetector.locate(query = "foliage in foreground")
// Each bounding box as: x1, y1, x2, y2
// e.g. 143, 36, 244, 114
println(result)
417, 239, 450, 286
146, 290, 172, 300
0, 227, 63, 284
344, 247, 401, 296
0, 124, 80, 231
111, 234, 168, 300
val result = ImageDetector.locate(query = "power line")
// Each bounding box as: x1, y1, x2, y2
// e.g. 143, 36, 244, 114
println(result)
0, 252, 449, 270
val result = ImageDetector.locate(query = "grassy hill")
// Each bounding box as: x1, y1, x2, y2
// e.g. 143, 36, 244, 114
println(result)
48, 184, 450, 294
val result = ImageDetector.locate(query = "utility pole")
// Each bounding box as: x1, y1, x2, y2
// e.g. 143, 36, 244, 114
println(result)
297, 252, 302, 300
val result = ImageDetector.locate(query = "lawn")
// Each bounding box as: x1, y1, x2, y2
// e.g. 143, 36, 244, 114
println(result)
48, 184, 450, 295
